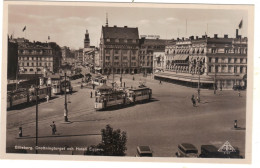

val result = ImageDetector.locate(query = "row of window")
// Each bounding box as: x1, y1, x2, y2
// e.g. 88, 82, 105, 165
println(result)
208, 65, 247, 73
208, 57, 247, 64
19, 49, 52, 54
18, 56, 53, 61
105, 49, 138, 55
106, 39, 138, 43
104, 62, 137, 67
19, 62, 52, 67
105, 56, 136, 60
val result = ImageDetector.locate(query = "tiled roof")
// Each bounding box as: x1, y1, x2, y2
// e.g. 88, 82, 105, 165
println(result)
102, 26, 139, 39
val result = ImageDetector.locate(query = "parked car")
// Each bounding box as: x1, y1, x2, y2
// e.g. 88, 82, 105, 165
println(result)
136, 146, 153, 157
233, 85, 242, 90
199, 145, 243, 158
175, 143, 198, 157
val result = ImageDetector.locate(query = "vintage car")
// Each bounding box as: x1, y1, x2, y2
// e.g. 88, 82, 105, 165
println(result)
175, 143, 198, 157
136, 146, 153, 157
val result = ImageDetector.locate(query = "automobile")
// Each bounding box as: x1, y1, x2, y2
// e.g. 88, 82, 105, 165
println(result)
199, 145, 243, 158
232, 85, 242, 90
136, 146, 153, 157
175, 143, 198, 157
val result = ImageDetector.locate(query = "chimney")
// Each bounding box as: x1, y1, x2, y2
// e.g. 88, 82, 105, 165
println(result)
177, 38, 180, 41
182, 37, 184, 41
236, 29, 239, 38
202, 35, 205, 39
214, 34, 218, 38
114, 25, 117, 27
224, 34, 228, 38
124, 26, 128, 28
196, 36, 199, 40
189, 36, 194, 40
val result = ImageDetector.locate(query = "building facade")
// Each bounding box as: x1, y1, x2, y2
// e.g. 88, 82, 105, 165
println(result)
18, 41, 61, 78
7, 37, 18, 80
100, 25, 140, 74
156, 31, 247, 90
139, 38, 167, 74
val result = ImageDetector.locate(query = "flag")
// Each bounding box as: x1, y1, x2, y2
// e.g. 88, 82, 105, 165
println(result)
22, 26, 26, 32
239, 20, 243, 29
48, 36, 50, 40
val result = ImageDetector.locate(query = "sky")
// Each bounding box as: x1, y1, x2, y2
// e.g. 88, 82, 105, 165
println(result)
8, 4, 248, 49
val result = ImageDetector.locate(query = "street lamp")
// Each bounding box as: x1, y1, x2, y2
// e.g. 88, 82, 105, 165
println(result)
64, 72, 69, 122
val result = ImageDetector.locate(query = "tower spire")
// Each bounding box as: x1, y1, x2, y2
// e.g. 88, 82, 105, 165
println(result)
106, 13, 108, 26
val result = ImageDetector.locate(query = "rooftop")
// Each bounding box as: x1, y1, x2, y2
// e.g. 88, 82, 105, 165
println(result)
102, 26, 139, 40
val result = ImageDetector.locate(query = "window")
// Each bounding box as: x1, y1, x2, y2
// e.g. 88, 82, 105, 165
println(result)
105, 49, 110, 54
30, 69, 33, 72
115, 56, 119, 60
106, 56, 110, 60
115, 50, 119, 54
123, 56, 127, 60
215, 58, 218, 63
122, 50, 127, 54
228, 58, 231, 63
27, 62, 29, 66
209, 57, 212, 63
132, 56, 136, 60
240, 58, 243, 63
234, 58, 237, 63
32, 63, 34, 66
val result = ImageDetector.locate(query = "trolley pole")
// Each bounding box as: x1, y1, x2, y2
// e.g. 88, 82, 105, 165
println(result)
35, 72, 38, 154
214, 64, 216, 94
64, 73, 68, 122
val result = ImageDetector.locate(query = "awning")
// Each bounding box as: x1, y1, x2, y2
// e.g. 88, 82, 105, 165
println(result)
173, 54, 189, 61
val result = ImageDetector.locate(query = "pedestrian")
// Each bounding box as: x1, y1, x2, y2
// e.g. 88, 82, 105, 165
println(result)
50, 121, 56, 135
191, 94, 196, 107
95, 91, 97, 97
46, 94, 49, 103
81, 83, 83, 89
238, 90, 241, 97
19, 127, 22, 137
159, 80, 162, 85
133, 76, 135, 81
90, 91, 93, 98
124, 82, 125, 88
234, 120, 238, 128
92, 84, 95, 90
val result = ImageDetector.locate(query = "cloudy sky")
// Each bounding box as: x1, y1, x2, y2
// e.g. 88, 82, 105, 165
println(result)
8, 4, 248, 49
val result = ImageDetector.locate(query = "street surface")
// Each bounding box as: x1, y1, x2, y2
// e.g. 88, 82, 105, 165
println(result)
6, 72, 246, 157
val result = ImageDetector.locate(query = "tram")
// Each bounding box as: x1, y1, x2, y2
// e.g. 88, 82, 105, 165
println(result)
7, 86, 51, 109
60, 80, 73, 93
94, 86, 152, 111
94, 90, 126, 110
92, 76, 107, 86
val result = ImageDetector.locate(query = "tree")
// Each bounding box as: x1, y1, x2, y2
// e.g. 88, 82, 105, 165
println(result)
98, 124, 127, 156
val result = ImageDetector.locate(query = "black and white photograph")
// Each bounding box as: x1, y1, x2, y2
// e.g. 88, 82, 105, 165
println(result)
0, 1, 254, 164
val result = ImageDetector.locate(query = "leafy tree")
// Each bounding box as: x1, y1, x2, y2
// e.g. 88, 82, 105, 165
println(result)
98, 124, 127, 156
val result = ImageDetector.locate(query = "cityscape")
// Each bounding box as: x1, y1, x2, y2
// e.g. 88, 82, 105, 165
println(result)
5, 3, 249, 159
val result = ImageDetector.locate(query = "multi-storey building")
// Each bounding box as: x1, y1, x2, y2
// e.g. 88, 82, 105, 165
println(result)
17, 41, 61, 78
100, 25, 139, 74
75, 48, 83, 64
7, 36, 18, 80
156, 30, 247, 90
139, 38, 167, 74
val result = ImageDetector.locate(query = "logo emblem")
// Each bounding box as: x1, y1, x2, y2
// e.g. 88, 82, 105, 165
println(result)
218, 141, 236, 154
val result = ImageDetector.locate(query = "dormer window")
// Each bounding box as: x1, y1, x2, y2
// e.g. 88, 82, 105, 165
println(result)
132, 39, 136, 43
124, 39, 127, 43
106, 39, 110, 42
115, 39, 119, 43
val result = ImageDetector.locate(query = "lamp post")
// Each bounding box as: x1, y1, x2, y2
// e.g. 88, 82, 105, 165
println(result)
197, 60, 201, 103
64, 72, 68, 122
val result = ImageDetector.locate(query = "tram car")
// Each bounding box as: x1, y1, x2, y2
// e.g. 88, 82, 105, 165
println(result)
94, 86, 152, 111
60, 80, 73, 93
126, 87, 152, 103
7, 86, 51, 109
94, 90, 127, 110
92, 76, 107, 86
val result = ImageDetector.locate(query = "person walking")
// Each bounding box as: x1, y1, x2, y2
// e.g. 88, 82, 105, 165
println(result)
46, 94, 49, 103
90, 91, 93, 98
238, 90, 241, 97
191, 94, 196, 107
124, 82, 126, 88
159, 80, 162, 85
50, 121, 56, 135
